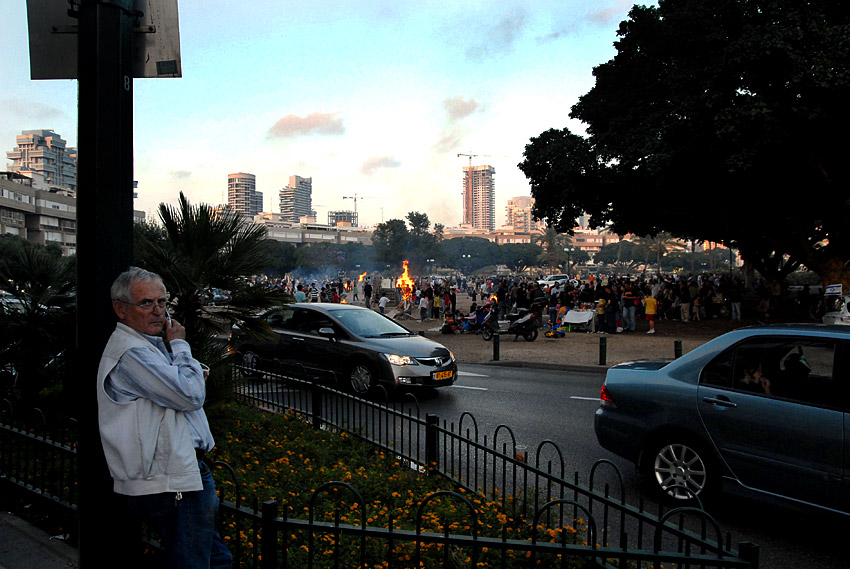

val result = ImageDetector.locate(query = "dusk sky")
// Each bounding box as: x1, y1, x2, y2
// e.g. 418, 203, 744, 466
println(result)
2, 1, 652, 228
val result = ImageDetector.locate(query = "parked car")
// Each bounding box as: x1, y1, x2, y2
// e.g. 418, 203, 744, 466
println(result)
536, 274, 571, 288
230, 303, 457, 396
594, 324, 849, 515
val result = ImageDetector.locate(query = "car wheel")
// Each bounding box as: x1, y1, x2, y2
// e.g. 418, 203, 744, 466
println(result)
481, 327, 494, 341
522, 329, 538, 342
644, 438, 714, 504
348, 361, 377, 396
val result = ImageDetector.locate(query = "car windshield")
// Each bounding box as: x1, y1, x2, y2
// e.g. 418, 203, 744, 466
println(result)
328, 308, 414, 338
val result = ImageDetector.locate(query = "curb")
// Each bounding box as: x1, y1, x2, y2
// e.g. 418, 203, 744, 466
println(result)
473, 360, 609, 375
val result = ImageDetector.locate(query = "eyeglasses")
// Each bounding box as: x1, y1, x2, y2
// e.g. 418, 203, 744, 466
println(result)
120, 298, 168, 311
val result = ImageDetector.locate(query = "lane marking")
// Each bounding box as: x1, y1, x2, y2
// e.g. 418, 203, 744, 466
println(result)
458, 370, 488, 377
570, 396, 600, 401
452, 385, 488, 391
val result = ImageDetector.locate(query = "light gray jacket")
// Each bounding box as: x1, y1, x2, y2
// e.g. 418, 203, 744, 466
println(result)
97, 323, 203, 495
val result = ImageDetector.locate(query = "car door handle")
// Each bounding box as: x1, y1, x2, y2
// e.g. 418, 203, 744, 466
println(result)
702, 396, 737, 408
292, 337, 305, 342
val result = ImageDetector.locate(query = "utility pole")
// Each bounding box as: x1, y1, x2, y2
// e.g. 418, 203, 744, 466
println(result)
76, 1, 138, 566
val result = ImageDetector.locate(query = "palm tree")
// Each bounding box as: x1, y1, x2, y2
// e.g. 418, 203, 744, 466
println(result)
533, 227, 572, 274
634, 233, 687, 273
134, 193, 289, 381
0, 238, 76, 406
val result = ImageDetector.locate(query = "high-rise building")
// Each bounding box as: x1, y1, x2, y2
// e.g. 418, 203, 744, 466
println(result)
280, 175, 316, 222
227, 172, 262, 217
6, 130, 77, 192
505, 196, 540, 232
462, 165, 496, 231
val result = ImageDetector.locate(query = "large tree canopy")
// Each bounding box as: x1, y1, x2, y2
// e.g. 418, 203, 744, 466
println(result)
519, 0, 850, 286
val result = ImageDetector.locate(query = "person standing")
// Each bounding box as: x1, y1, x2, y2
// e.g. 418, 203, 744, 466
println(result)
677, 281, 691, 322
621, 283, 639, 332
363, 280, 373, 309
97, 267, 232, 569
294, 284, 307, 303
378, 292, 390, 315
644, 293, 658, 334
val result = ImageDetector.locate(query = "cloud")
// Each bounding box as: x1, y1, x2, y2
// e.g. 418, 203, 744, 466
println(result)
268, 111, 345, 138
170, 170, 192, 180
539, 0, 635, 42
360, 156, 401, 176
443, 96, 479, 122
466, 8, 528, 60
1, 99, 64, 121
432, 127, 465, 154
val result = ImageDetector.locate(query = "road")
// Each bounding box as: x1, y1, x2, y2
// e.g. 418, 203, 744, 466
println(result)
412, 364, 847, 569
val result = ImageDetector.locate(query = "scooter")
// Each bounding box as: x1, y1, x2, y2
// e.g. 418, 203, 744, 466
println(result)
481, 298, 545, 342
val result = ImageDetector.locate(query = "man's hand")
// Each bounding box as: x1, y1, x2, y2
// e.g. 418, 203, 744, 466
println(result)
163, 317, 187, 343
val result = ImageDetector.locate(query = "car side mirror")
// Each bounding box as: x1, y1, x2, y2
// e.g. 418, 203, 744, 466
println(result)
318, 327, 336, 339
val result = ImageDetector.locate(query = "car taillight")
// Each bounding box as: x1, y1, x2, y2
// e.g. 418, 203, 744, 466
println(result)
600, 384, 614, 404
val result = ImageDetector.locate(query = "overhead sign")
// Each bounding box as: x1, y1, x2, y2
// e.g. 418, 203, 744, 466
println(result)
26, 0, 182, 80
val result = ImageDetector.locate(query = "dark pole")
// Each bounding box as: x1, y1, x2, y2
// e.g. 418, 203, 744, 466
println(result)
76, 0, 138, 566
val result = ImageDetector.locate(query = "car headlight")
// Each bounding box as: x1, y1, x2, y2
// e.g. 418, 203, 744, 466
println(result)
382, 353, 418, 366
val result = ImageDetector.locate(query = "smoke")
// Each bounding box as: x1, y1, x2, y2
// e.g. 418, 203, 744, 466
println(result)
442, 96, 479, 122
268, 111, 345, 138
466, 8, 528, 60
360, 156, 401, 176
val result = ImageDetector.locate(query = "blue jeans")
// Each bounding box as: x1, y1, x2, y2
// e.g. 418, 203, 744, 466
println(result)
623, 305, 636, 331
127, 460, 232, 569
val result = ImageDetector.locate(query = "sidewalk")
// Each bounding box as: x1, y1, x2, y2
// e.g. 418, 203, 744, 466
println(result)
0, 511, 78, 569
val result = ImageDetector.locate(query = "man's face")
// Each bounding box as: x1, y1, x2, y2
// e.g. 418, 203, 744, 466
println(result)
114, 280, 168, 336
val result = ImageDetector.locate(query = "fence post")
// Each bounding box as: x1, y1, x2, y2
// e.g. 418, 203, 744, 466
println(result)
738, 541, 759, 569
262, 500, 279, 569
425, 413, 439, 474
599, 336, 607, 365
493, 332, 500, 361
311, 386, 322, 431
674, 339, 683, 359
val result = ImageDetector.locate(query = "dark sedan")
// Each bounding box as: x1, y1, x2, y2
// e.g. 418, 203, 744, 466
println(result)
594, 324, 849, 515
230, 303, 457, 395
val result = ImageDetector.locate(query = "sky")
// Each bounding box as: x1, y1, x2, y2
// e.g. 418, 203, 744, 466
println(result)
2, 0, 651, 229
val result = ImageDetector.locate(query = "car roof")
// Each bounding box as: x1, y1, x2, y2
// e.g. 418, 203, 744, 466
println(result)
737, 322, 850, 335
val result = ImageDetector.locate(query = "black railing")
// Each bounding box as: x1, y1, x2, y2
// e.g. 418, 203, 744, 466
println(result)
231, 363, 759, 568
0, 367, 760, 568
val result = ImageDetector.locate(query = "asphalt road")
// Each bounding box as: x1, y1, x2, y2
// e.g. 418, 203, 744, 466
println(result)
412, 364, 848, 569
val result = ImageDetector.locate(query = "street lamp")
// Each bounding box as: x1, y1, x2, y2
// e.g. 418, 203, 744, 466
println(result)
564, 247, 575, 275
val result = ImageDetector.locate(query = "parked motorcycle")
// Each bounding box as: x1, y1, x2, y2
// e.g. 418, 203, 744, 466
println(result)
481, 298, 545, 342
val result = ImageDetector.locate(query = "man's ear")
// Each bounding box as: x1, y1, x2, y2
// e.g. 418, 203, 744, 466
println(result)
113, 300, 128, 321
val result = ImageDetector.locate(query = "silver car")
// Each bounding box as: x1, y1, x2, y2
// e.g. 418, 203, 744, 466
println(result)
231, 303, 457, 396
594, 324, 849, 515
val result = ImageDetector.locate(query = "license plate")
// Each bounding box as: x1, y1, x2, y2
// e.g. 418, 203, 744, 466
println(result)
433, 370, 453, 381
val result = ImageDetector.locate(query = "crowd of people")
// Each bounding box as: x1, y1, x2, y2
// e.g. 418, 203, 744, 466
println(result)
246, 270, 822, 334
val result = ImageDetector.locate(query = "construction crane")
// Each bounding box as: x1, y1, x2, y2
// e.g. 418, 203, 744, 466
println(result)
456, 152, 506, 170
342, 193, 379, 213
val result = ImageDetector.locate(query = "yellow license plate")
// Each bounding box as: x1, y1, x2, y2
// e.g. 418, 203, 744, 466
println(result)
433, 370, 453, 381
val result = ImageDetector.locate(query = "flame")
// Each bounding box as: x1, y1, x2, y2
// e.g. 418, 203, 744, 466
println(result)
490, 295, 498, 303
395, 260, 416, 303
341, 299, 348, 304
358, 272, 368, 282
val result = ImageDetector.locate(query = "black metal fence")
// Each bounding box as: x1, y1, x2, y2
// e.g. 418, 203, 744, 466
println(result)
0, 367, 760, 568
230, 363, 760, 568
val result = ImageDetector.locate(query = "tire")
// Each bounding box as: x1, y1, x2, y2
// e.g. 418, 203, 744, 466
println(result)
643, 438, 715, 504
522, 328, 538, 342
348, 361, 378, 396
481, 327, 494, 341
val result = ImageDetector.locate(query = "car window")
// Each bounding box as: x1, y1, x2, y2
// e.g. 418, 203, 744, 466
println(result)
703, 336, 837, 407
329, 308, 413, 337
291, 308, 337, 335
265, 307, 295, 329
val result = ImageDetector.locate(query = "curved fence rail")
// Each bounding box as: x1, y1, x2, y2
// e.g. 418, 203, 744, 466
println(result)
0, 366, 759, 568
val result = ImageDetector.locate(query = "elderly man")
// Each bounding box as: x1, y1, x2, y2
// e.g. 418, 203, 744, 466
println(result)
97, 267, 231, 568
